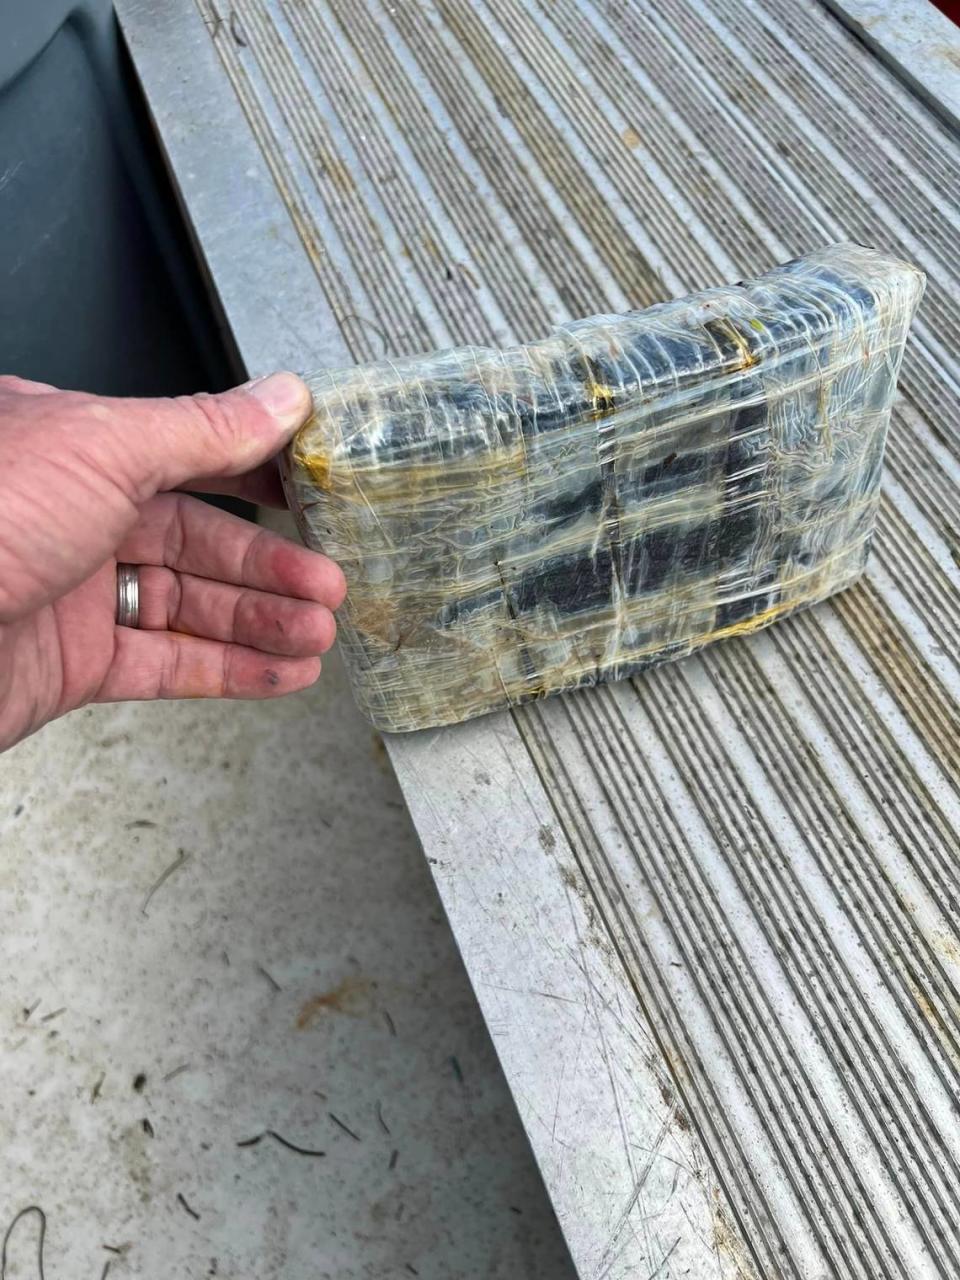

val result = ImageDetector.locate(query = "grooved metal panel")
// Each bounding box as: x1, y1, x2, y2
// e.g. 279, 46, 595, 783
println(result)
115, 0, 960, 1275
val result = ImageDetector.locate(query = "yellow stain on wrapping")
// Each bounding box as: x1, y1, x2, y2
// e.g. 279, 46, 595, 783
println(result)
723, 321, 757, 369
289, 247, 923, 734
588, 382, 617, 418
621, 125, 641, 150
334, 446, 529, 506
707, 316, 758, 370
347, 594, 400, 647
294, 445, 333, 491
706, 598, 794, 642
501, 596, 793, 708
456, 552, 857, 712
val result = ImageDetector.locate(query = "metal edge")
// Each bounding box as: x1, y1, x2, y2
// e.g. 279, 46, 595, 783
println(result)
113, 0, 351, 376
820, 0, 960, 134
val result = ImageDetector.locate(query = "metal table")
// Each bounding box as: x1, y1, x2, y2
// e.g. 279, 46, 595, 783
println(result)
115, 0, 960, 1273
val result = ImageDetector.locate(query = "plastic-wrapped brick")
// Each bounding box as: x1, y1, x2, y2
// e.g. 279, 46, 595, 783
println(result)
282, 244, 924, 733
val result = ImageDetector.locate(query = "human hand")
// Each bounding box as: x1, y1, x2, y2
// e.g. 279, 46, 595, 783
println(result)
0, 373, 345, 751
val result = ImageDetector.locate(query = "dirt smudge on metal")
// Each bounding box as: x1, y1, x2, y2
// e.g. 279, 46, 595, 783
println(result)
713, 1191, 760, 1279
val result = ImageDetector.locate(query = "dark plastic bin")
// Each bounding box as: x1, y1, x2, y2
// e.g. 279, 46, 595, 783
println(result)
0, 0, 250, 515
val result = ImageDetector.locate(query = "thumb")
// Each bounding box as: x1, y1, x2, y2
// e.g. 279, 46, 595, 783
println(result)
109, 373, 312, 501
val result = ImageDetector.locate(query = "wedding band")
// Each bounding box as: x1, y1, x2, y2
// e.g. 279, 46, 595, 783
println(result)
116, 563, 141, 629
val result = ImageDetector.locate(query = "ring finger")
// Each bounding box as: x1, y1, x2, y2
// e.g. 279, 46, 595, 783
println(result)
136, 565, 337, 656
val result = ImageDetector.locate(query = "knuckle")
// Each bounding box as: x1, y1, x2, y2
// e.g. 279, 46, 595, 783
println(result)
185, 393, 240, 459
159, 636, 181, 699
318, 607, 337, 653
221, 645, 234, 697
233, 588, 251, 644
0, 374, 53, 396
167, 569, 185, 630
330, 562, 348, 610
316, 557, 348, 610
163, 497, 189, 570
0, 583, 23, 624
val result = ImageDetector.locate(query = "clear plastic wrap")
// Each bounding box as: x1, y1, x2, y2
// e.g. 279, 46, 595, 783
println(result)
283, 244, 924, 733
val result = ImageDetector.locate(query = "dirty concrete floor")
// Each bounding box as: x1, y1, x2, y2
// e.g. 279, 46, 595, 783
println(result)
0, 595, 575, 1277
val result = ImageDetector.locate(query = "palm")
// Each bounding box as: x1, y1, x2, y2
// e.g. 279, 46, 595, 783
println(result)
1, 565, 115, 740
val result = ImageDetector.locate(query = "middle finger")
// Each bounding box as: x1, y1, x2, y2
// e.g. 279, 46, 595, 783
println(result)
118, 493, 346, 608
137, 565, 337, 655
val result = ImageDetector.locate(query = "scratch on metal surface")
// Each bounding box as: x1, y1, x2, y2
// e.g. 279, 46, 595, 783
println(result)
646, 1236, 681, 1279
559, 871, 637, 1186
551, 1007, 587, 1141
595, 1221, 644, 1280
676, 1193, 723, 1272
498, 728, 546, 811
631, 1143, 700, 1182
565, 945, 653, 1064
555, 1004, 589, 1187
478, 980, 584, 1006
515, 1086, 572, 1149
598, 1136, 662, 1272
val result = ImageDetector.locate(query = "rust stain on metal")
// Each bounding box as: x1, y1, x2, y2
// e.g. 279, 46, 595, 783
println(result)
713, 1191, 760, 1279
324, 159, 356, 196
906, 981, 960, 1073
934, 932, 960, 965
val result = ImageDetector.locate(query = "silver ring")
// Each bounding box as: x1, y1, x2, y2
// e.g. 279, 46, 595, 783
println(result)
116, 563, 141, 629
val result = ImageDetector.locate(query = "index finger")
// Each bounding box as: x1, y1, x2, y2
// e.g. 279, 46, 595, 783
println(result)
0, 374, 58, 396
117, 493, 346, 608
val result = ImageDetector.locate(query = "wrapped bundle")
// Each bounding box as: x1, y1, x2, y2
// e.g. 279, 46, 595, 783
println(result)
283, 244, 924, 733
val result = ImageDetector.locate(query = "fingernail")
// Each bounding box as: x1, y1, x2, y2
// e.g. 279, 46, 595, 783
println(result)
247, 372, 311, 431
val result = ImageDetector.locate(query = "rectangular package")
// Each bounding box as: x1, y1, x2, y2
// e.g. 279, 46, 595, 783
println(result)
283, 244, 924, 733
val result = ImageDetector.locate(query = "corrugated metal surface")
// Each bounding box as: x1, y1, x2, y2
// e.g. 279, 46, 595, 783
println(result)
117, 0, 960, 1275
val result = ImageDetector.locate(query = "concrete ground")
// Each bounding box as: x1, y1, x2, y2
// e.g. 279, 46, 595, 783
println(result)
0, 525, 575, 1278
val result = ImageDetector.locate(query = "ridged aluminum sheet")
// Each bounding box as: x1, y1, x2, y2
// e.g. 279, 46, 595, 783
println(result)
116, 0, 960, 1275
